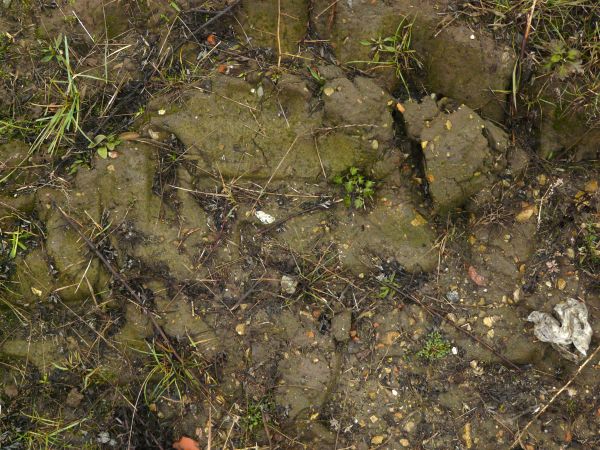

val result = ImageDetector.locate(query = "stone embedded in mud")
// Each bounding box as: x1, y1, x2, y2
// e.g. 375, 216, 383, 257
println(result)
152, 73, 386, 181
275, 352, 333, 419
402, 97, 509, 213
236, 0, 309, 55
310, 0, 515, 121
322, 77, 394, 144
331, 309, 352, 343
334, 188, 437, 274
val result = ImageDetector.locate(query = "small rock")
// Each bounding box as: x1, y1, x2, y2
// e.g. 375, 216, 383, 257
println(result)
399, 438, 410, 447
446, 290, 460, 302
331, 310, 352, 343
403, 420, 416, 433
482, 316, 494, 327
255, 210, 275, 224
281, 275, 298, 295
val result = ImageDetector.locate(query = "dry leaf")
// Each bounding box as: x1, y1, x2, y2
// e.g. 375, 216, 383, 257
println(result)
584, 179, 598, 193
371, 435, 385, 445
516, 205, 536, 222
172, 436, 200, 450
410, 213, 428, 227
119, 132, 140, 141
323, 86, 335, 96
396, 103, 405, 113
445, 120, 452, 130
557, 278, 566, 290
468, 266, 486, 286
217, 64, 228, 74
206, 34, 217, 46
30, 287, 42, 297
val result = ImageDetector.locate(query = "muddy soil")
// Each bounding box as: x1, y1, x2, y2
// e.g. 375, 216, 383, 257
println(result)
0, 1, 599, 449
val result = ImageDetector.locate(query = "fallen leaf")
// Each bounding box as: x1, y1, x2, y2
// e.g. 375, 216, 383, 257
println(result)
235, 323, 245, 335
564, 429, 573, 442
557, 278, 566, 290
381, 331, 400, 346
371, 435, 385, 445
206, 34, 217, 46
516, 204, 536, 222
584, 179, 598, 193
411, 213, 428, 227
172, 436, 200, 450
463, 422, 472, 449
396, 102, 405, 113
445, 120, 452, 130
468, 266, 486, 286
119, 131, 140, 141
148, 129, 160, 140
323, 86, 335, 96
31, 287, 42, 297
217, 64, 228, 74
421, 140, 428, 150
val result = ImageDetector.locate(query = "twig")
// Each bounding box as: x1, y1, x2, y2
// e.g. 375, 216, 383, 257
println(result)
510, 341, 600, 448
513, 0, 538, 112
190, 0, 241, 35
277, 0, 282, 67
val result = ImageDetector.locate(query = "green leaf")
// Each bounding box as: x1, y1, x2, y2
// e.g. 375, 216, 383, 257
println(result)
359, 40, 372, 46
106, 141, 116, 151
97, 147, 108, 159
354, 197, 364, 209
550, 53, 562, 63
343, 195, 352, 208
333, 175, 343, 185
349, 167, 358, 176
567, 49, 580, 61
344, 181, 354, 193
94, 134, 106, 143
41, 54, 53, 63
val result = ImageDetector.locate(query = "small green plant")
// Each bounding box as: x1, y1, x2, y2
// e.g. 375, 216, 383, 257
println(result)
307, 65, 326, 87
88, 133, 121, 159
6, 228, 32, 259
16, 412, 87, 449
543, 40, 584, 80
138, 341, 203, 405
417, 331, 452, 361
333, 167, 375, 209
378, 273, 397, 300
243, 398, 271, 432
579, 221, 600, 269
39, 34, 64, 63
351, 16, 422, 95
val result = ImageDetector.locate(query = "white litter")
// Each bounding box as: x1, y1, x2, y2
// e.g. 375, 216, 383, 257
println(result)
255, 210, 275, 224
527, 298, 592, 361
